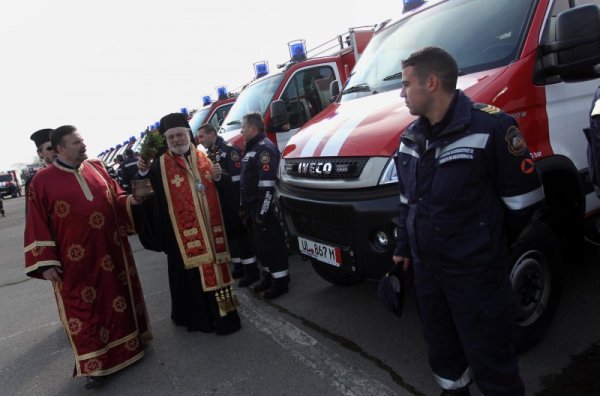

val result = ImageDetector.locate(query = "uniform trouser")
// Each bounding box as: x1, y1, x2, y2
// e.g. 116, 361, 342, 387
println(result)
249, 210, 288, 276
414, 260, 524, 396
223, 209, 256, 267
228, 233, 256, 269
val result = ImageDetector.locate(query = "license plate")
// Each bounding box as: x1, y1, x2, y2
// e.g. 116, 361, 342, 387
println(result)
298, 236, 341, 267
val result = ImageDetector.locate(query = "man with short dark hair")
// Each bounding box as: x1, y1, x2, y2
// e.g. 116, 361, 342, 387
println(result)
240, 112, 290, 299
197, 123, 258, 284
24, 125, 152, 389
394, 47, 544, 396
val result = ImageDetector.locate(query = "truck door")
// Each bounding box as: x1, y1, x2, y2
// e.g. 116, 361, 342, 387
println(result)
275, 64, 340, 150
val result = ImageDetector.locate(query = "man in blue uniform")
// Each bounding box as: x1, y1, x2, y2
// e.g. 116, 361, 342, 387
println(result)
240, 112, 290, 299
584, 85, 600, 241
393, 47, 544, 396
196, 123, 258, 284
120, 148, 139, 194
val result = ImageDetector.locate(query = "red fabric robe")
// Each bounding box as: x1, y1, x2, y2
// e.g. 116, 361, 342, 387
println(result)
24, 159, 152, 377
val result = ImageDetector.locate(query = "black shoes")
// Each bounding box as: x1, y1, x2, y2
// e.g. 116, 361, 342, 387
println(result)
263, 275, 290, 300
231, 265, 244, 279
439, 388, 471, 396
238, 264, 259, 287
253, 272, 272, 293
84, 375, 107, 390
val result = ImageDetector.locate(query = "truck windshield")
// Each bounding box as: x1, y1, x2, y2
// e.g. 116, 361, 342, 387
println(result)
220, 73, 284, 132
189, 107, 211, 135
0, 175, 13, 182
342, 0, 535, 101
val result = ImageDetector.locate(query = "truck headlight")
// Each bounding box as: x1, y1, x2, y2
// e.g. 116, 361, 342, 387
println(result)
378, 157, 398, 185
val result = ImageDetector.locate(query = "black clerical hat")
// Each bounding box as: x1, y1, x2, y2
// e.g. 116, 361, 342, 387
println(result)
158, 113, 190, 134
30, 128, 53, 148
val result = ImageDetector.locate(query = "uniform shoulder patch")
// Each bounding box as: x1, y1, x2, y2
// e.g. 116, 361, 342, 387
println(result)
230, 151, 239, 162
474, 103, 502, 115
505, 125, 527, 156
259, 151, 271, 164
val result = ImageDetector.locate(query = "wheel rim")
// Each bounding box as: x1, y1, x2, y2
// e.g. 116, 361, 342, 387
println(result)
510, 249, 551, 327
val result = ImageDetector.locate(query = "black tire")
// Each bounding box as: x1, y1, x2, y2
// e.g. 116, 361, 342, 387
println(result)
310, 259, 363, 286
510, 221, 563, 352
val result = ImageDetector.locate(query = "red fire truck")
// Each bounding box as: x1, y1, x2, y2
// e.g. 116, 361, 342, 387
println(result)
219, 27, 375, 151
190, 86, 237, 143
0, 170, 21, 198
276, 0, 600, 350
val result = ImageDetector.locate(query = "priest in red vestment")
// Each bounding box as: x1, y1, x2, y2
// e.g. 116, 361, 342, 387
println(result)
24, 125, 152, 389
135, 113, 241, 335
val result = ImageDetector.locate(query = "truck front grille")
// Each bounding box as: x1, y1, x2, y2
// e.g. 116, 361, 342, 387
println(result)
283, 157, 369, 179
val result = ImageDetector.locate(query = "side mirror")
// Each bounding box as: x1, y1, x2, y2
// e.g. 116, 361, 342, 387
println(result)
542, 4, 600, 81
269, 100, 290, 133
329, 80, 340, 102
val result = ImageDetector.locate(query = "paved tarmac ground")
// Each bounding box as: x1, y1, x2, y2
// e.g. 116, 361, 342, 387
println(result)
1, 195, 600, 395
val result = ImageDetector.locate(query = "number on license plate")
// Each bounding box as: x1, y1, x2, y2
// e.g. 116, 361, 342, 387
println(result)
298, 236, 341, 267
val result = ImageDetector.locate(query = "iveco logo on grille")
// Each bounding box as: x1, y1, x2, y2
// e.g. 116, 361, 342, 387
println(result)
284, 157, 368, 179
297, 162, 334, 175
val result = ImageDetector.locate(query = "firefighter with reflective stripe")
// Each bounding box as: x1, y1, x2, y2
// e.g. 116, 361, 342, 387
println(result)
240, 112, 290, 299
394, 47, 543, 396
197, 123, 257, 283
120, 148, 139, 194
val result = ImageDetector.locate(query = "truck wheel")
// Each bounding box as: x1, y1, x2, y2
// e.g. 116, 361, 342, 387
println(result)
311, 259, 363, 286
510, 221, 562, 352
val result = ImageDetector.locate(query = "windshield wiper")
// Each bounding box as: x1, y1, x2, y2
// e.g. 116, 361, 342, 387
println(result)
383, 72, 402, 81
226, 120, 241, 126
342, 83, 373, 95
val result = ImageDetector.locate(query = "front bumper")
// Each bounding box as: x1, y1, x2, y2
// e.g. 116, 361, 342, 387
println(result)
276, 182, 399, 279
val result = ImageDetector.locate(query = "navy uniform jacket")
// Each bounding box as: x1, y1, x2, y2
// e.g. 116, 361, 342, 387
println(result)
584, 86, 600, 194
394, 90, 544, 273
121, 156, 139, 191
211, 135, 242, 210
240, 132, 280, 221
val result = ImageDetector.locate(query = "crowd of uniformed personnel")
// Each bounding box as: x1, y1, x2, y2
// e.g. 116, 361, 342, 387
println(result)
16, 47, 600, 395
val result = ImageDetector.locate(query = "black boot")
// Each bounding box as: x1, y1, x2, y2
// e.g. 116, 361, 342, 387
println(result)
263, 275, 289, 300
231, 264, 244, 279
439, 387, 471, 396
253, 271, 272, 293
238, 264, 259, 287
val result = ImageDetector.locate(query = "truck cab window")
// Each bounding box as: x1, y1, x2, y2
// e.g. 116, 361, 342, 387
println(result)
280, 66, 335, 129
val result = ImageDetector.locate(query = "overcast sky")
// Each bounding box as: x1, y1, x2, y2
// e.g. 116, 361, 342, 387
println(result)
0, 0, 403, 171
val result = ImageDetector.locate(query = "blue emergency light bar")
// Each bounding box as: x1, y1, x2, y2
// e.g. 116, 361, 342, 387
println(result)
202, 95, 212, 106
180, 107, 188, 115
216, 86, 228, 100
403, 0, 424, 12
116, 144, 122, 149
254, 61, 269, 78
141, 131, 146, 138
288, 40, 307, 61
129, 136, 136, 142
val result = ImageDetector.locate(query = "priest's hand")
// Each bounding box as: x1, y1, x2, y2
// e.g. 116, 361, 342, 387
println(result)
137, 159, 151, 175
212, 163, 222, 181
42, 267, 63, 283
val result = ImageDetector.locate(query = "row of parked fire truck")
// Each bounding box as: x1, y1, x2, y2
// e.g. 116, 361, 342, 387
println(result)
99, 0, 600, 351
